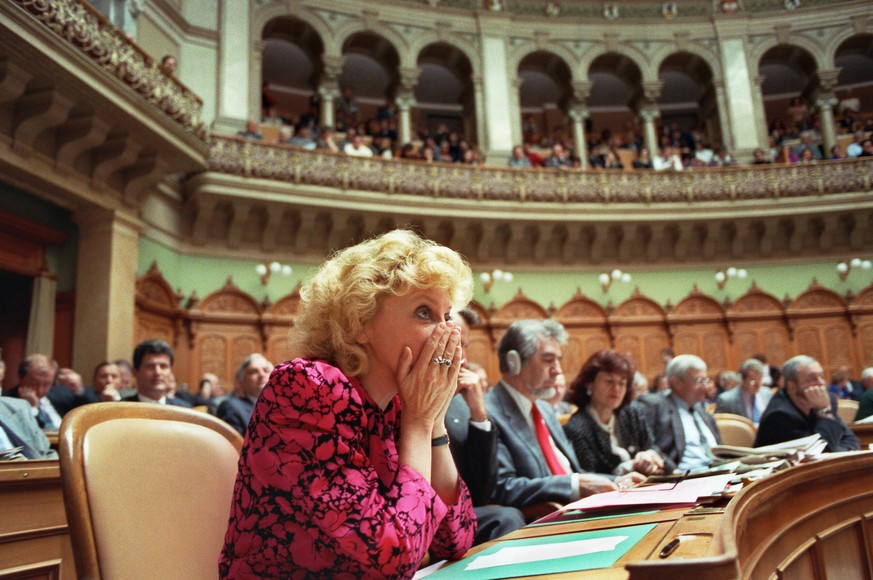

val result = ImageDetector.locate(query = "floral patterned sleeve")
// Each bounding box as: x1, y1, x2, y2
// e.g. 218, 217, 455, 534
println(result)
219, 359, 475, 579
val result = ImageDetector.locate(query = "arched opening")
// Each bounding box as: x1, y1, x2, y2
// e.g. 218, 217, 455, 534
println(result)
261, 17, 324, 126
518, 51, 573, 149
416, 43, 476, 152
658, 51, 718, 162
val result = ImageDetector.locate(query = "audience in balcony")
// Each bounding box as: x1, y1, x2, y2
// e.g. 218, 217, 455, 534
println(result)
158, 54, 177, 76
544, 143, 572, 169
508, 145, 532, 168
793, 131, 823, 160
653, 145, 684, 171
632, 147, 654, 170
236, 119, 263, 141
751, 148, 772, 164
786, 96, 811, 132
343, 133, 374, 157
288, 125, 316, 150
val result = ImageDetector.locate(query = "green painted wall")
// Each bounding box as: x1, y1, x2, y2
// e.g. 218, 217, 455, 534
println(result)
138, 237, 873, 310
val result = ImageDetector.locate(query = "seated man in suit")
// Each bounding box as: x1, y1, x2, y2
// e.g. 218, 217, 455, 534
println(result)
638, 354, 721, 472
123, 339, 191, 407
82, 361, 122, 403
485, 319, 637, 511
0, 396, 57, 459
216, 353, 274, 435
756, 355, 859, 452
447, 309, 525, 543
714, 358, 771, 425
7, 354, 91, 430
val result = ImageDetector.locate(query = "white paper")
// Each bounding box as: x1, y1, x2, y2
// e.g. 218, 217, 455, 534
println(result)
413, 559, 447, 578
464, 535, 626, 571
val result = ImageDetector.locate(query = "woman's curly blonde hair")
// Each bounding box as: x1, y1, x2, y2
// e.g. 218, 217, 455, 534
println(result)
289, 229, 473, 377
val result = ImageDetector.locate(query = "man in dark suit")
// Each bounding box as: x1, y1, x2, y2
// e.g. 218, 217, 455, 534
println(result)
638, 354, 721, 472
81, 361, 122, 403
756, 355, 859, 452
123, 339, 191, 407
446, 309, 524, 543
216, 353, 274, 435
7, 354, 91, 430
485, 319, 629, 511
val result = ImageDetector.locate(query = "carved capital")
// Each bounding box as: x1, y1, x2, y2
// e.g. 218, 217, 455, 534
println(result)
571, 81, 593, 103
399, 66, 421, 92
816, 68, 842, 93
642, 80, 664, 103
322, 55, 345, 82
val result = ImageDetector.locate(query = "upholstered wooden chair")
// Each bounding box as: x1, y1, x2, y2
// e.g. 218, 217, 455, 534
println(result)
58, 402, 243, 580
837, 398, 860, 424
713, 413, 757, 448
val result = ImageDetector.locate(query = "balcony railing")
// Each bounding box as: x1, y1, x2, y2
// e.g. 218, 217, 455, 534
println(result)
9, 0, 207, 140
208, 136, 873, 205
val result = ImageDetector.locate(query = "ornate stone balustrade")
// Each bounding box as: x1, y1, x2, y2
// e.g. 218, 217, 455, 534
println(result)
208, 136, 873, 205
401, 0, 847, 18
9, 0, 207, 139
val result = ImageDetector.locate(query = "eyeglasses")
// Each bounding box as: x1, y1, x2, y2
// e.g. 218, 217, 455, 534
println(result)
692, 377, 711, 385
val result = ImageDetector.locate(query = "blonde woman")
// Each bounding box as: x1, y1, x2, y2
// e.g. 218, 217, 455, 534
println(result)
220, 230, 476, 578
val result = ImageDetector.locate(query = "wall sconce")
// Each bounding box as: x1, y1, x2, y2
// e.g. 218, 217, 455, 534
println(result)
837, 258, 872, 281
599, 269, 631, 292
480, 269, 513, 293
256, 261, 292, 286
715, 266, 747, 289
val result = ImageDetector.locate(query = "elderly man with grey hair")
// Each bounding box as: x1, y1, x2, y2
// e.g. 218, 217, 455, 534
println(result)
714, 358, 772, 425
638, 354, 721, 472
855, 368, 873, 422
755, 355, 859, 451
216, 354, 274, 435
485, 320, 641, 512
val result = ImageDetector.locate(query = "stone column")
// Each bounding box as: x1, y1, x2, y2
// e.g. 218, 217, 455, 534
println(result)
509, 76, 524, 150
72, 208, 143, 374
815, 68, 842, 156
568, 105, 589, 169
478, 18, 514, 161
397, 66, 421, 145
713, 21, 766, 157
318, 55, 344, 128
472, 75, 486, 149
639, 81, 663, 156
215, 0, 251, 132
25, 274, 56, 356
752, 75, 769, 148
569, 81, 592, 168
712, 79, 733, 150
250, 40, 265, 124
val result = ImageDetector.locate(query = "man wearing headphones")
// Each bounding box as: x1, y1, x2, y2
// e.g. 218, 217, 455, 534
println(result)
485, 319, 640, 511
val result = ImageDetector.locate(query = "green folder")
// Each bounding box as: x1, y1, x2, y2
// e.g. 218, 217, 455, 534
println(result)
428, 522, 656, 579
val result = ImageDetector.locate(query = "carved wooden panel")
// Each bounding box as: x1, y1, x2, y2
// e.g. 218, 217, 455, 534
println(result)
788, 284, 856, 374
611, 294, 669, 380
728, 287, 791, 368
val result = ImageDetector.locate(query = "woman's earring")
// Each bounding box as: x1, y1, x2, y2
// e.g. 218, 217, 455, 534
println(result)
586, 388, 592, 396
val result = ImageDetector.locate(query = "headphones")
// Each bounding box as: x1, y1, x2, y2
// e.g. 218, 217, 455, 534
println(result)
506, 350, 522, 375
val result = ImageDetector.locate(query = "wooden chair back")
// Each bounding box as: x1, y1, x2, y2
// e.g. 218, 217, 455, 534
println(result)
837, 398, 859, 424
58, 403, 243, 580
713, 413, 757, 448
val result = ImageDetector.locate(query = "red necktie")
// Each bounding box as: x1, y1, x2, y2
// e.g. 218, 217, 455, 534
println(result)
531, 404, 567, 475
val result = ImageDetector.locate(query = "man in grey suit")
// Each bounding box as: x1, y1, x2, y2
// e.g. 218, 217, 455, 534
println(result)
714, 358, 772, 425
0, 396, 57, 459
485, 320, 634, 511
639, 354, 722, 472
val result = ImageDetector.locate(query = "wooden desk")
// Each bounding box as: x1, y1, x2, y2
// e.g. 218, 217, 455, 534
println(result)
443, 453, 873, 579
0, 460, 75, 579
850, 422, 873, 447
